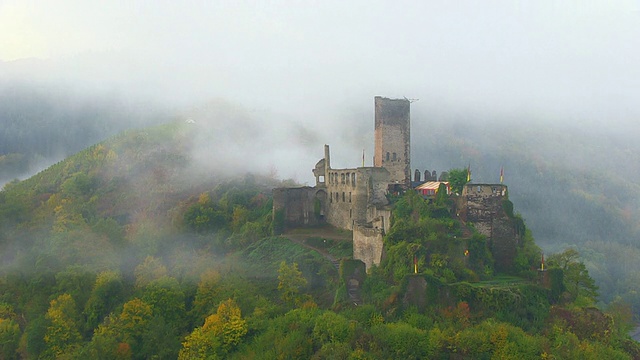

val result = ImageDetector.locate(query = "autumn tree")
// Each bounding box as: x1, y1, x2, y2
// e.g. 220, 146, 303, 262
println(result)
178, 298, 248, 359
43, 294, 82, 358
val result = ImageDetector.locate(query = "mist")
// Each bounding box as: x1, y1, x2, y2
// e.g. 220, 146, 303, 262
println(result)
2, 1, 640, 313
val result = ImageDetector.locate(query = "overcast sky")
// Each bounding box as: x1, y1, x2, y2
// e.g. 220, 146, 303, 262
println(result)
1, 0, 639, 181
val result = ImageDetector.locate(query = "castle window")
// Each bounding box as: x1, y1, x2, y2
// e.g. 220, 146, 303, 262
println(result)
350, 209, 352, 218
349, 192, 352, 202
341, 173, 345, 184
351, 173, 356, 186
342, 192, 345, 202
336, 192, 339, 202
386, 152, 390, 162
393, 152, 397, 161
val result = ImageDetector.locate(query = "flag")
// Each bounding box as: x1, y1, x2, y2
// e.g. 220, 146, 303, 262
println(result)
500, 166, 504, 184
466, 164, 471, 182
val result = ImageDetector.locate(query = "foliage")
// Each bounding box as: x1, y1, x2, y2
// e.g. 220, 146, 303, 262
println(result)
178, 298, 247, 359
43, 294, 82, 358
278, 261, 308, 307
448, 168, 469, 195
548, 248, 599, 304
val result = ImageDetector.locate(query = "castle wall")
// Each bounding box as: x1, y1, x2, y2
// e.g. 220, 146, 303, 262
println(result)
374, 97, 411, 186
324, 166, 390, 231
353, 224, 385, 271
461, 184, 517, 272
272, 187, 326, 231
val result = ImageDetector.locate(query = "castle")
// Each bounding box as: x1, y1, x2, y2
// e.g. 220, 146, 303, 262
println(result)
273, 97, 520, 271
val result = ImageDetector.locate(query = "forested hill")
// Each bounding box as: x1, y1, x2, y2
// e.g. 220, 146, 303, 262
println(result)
411, 116, 640, 315
0, 120, 639, 358
0, 84, 169, 186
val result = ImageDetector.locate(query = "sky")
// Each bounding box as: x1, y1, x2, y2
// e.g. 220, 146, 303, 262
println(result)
1, 0, 639, 181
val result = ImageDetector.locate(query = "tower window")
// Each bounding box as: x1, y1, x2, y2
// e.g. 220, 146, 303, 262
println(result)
393, 152, 397, 161
342, 192, 345, 202
386, 152, 390, 162
341, 173, 345, 184
351, 173, 356, 186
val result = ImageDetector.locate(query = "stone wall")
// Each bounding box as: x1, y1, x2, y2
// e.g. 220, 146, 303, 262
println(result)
272, 187, 326, 231
324, 166, 390, 230
461, 184, 518, 272
353, 224, 385, 271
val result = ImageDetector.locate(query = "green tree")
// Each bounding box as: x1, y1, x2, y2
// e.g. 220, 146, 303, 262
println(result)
140, 276, 186, 331
448, 168, 469, 195
84, 271, 125, 333
0, 318, 21, 360
548, 249, 599, 304
278, 261, 308, 307
134, 256, 168, 289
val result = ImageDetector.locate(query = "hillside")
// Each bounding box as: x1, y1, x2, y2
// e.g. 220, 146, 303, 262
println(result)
412, 116, 640, 315
0, 121, 638, 358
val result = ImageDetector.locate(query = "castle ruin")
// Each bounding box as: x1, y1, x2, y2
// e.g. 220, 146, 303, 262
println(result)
273, 96, 518, 271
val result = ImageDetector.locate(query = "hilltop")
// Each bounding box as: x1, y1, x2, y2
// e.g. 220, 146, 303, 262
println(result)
0, 120, 638, 358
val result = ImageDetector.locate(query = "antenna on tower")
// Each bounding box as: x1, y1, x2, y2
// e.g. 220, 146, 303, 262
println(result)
403, 96, 419, 103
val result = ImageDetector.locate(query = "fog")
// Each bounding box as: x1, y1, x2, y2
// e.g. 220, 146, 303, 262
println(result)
3, 1, 640, 325
1, 1, 639, 230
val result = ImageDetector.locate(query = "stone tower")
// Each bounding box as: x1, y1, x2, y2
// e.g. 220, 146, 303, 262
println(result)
374, 96, 411, 186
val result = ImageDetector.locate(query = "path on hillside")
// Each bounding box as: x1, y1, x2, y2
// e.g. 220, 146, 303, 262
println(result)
282, 228, 350, 270
282, 227, 362, 305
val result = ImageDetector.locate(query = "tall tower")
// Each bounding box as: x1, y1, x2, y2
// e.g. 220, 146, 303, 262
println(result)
374, 96, 411, 185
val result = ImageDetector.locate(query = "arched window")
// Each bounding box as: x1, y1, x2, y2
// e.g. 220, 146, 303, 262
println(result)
341, 173, 345, 184
393, 152, 397, 161
386, 152, 390, 161
351, 173, 356, 186
349, 192, 352, 202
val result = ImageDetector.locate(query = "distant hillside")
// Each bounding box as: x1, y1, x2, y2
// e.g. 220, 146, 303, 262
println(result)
0, 84, 169, 185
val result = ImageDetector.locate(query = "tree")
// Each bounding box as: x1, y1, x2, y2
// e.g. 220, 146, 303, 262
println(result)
43, 294, 82, 358
178, 298, 247, 359
140, 276, 186, 331
191, 269, 222, 323
548, 249, 599, 304
448, 168, 469, 195
0, 319, 21, 360
278, 261, 308, 307
134, 256, 168, 289
84, 271, 125, 333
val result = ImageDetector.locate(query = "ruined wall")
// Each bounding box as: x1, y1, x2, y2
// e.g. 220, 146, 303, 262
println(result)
353, 224, 385, 271
374, 96, 411, 186
324, 166, 390, 231
272, 187, 326, 231
461, 184, 518, 272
